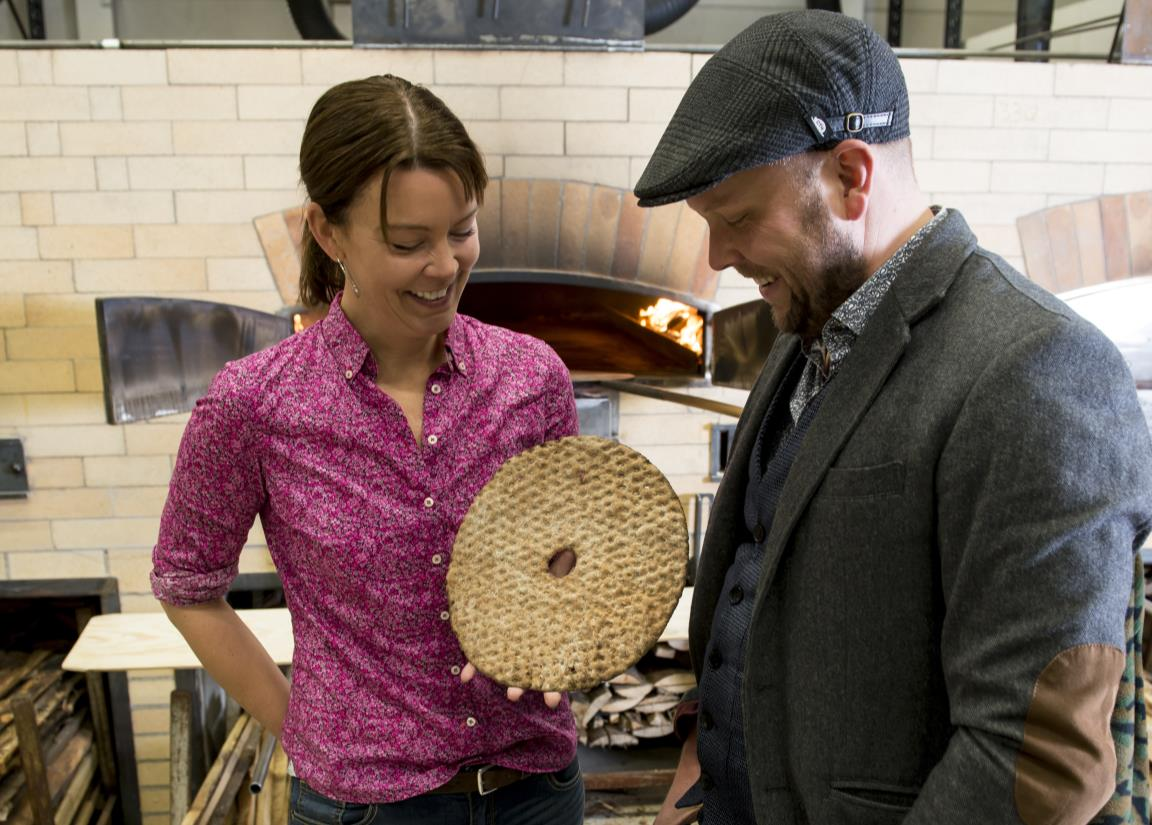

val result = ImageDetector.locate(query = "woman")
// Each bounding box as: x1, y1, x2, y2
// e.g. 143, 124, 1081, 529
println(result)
151, 75, 584, 824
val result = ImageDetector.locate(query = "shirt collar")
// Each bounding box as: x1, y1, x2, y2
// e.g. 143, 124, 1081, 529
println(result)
803, 206, 949, 375
320, 291, 471, 381
321, 291, 372, 379
829, 206, 948, 337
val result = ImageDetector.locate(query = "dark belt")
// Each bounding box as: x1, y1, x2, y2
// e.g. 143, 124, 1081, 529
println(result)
431, 765, 530, 796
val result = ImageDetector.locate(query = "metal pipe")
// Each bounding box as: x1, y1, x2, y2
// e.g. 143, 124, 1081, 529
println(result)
0, 40, 1117, 60
249, 735, 277, 794
599, 380, 743, 418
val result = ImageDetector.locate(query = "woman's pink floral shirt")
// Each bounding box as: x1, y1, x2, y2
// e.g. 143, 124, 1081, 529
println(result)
152, 293, 579, 803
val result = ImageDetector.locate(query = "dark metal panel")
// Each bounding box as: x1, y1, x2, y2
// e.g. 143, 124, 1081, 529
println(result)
887, 0, 903, 46
0, 438, 28, 498
709, 299, 779, 391
28, 0, 45, 38
353, 0, 644, 48
1016, 0, 1055, 56
944, 0, 963, 48
1123, 0, 1152, 63
95, 297, 293, 425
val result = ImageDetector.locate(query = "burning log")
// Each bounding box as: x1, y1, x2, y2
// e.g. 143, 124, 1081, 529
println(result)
571, 658, 695, 749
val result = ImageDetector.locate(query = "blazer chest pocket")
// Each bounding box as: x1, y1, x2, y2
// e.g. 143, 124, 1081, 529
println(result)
819, 461, 904, 499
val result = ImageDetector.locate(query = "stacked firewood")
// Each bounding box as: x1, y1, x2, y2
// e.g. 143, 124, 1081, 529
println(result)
570, 641, 695, 748
175, 708, 289, 825
0, 650, 113, 825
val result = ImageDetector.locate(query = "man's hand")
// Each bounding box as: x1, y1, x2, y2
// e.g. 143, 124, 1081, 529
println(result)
459, 662, 564, 709
654, 728, 702, 825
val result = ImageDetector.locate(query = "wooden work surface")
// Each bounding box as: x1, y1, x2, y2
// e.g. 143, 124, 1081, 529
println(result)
62, 587, 694, 673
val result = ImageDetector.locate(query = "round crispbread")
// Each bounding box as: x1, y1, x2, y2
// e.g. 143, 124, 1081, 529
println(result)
447, 435, 688, 692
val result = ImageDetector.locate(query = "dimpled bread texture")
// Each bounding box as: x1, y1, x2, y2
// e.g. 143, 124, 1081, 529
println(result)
447, 435, 689, 692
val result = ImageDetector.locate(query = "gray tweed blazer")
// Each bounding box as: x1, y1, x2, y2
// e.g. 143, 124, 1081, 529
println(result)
689, 208, 1152, 824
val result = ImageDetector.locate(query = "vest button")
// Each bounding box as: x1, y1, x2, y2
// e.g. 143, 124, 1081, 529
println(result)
700, 772, 714, 791
699, 709, 714, 731
728, 585, 744, 605
752, 523, 766, 542
708, 648, 723, 670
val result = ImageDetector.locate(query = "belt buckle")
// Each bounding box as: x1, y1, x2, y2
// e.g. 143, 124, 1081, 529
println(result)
476, 765, 498, 796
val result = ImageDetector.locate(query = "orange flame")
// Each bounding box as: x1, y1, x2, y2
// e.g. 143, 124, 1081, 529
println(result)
638, 298, 703, 355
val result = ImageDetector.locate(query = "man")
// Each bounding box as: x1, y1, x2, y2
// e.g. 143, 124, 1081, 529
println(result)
636, 10, 1152, 825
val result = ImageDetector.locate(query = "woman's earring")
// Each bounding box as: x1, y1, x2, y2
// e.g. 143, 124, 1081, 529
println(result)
337, 259, 360, 298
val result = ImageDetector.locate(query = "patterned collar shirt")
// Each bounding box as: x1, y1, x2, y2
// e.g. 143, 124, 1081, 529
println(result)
790, 207, 948, 423
151, 292, 579, 804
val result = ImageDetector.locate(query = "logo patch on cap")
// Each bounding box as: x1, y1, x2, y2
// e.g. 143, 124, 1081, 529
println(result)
810, 116, 827, 138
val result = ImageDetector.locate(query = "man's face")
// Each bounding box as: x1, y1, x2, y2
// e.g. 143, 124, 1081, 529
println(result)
687, 160, 870, 343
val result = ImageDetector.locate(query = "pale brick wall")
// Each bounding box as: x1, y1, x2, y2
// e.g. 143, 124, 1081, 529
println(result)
0, 46, 1147, 825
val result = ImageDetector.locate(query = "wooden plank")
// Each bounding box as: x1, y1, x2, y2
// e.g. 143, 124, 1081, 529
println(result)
1123, 0, 1152, 64
499, 179, 532, 269
1071, 200, 1107, 287
64, 594, 692, 674
583, 767, 675, 791
180, 715, 258, 825
1126, 191, 1152, 275
527, 179, 563, 270
1044, 205, 1083, 293
83, 672, 118, 793
92, 794, 116, 825
1100, 194, 1132, 281
197, 718, 259, 825
557, 182, 593, 273
266, 746, 288, 825
62, 610, 293, 673
610, 191, 647, 281
0, 652, 51, 702
67, 784, 100, 825
475, 179, 502, 270
1015, 209, 1054, 288
12, 696, 53, 825
170, 690, 193, 825
52, 751, 95, 825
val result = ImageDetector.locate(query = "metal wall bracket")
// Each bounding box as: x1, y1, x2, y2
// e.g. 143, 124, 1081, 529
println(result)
0, 439, 29, 499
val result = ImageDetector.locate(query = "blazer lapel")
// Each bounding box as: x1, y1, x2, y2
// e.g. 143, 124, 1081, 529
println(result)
758, 209, 978, 581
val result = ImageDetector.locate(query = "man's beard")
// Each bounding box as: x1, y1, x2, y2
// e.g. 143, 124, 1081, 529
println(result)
744, 199, 870, 343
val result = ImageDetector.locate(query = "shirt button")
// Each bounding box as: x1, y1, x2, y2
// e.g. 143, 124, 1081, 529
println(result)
440, 611, 450, 620
729, 585, 744, 606
451, 665, 461, 676
458, 364, 467, 375
430, 384, 442, 394
344, 369, 354, 380
752, 523, 766, 542
466, 717, 477, 728
427, 434, 438, 446
424, 496, 435, 509
431, 554, 443, 565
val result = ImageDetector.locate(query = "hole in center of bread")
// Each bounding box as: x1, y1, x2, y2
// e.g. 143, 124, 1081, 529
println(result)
548, 547, 577, 578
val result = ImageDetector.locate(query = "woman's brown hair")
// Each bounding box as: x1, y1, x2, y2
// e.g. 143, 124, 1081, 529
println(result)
298, 75, 488, 307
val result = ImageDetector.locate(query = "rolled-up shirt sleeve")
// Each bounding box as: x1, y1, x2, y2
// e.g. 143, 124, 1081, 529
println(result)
151, 362, 266, 606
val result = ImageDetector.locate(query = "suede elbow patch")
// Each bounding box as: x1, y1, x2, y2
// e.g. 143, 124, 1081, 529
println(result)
1014, 644, 1123, 825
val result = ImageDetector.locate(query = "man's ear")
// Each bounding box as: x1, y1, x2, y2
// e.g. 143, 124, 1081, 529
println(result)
829, 139, 874, 222
304, 201, 344, 262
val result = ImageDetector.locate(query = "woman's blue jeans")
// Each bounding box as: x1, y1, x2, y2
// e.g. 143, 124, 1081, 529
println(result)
287, 758, 585, 825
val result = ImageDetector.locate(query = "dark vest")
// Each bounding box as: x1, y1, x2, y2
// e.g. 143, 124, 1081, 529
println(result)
680, 354, 826, 824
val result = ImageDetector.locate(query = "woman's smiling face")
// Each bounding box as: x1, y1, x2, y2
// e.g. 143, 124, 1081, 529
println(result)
335, 166, 480, 343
